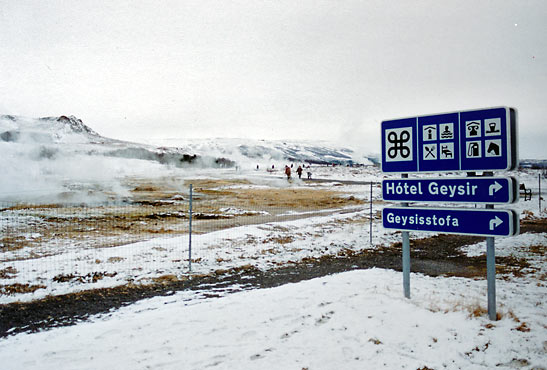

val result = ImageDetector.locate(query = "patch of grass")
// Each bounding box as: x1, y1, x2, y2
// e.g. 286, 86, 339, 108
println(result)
1, 204, 61, 211
468, 303, 488, 318
0, 236, 28, 252
151, 275, 183, 284
53, 272, 118, 284
263, 236, 294, 245
496, 255, 534, 277
528, 244, 546, 255
107, 256, 125, 263
0, 283, 46, 295
514, 322, 531, 332
0, 267, 17, 279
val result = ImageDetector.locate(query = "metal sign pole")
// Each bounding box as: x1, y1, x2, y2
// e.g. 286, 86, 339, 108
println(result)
402, 230, 410, 299
484, 170, 496, 320
370, 181, 373, 246
401, 174, 410, 299
189, 184, 193, 272
486, 232, 496, 320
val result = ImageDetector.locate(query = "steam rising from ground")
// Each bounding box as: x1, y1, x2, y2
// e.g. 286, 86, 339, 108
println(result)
0, 142, 178, 204
0, 116, 182, 203
0, 115, 370, 204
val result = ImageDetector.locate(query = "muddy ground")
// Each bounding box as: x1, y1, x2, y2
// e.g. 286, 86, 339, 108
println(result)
1, 218, 545, 338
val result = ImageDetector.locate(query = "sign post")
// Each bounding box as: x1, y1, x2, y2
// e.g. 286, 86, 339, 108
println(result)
486, 204, 496, 321
380, 107, 519, 320
402, 174, 410, 299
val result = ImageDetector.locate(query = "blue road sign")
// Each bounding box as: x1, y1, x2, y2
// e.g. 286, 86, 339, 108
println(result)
381, 107, 518, 173
382, 206, 519, 237
382, 177, 518, 204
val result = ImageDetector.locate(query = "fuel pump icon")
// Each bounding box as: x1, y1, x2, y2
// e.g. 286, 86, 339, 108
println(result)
467, 142, 480, 157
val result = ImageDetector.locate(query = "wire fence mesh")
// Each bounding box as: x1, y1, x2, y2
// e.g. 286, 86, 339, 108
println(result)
1, 181, 381, 303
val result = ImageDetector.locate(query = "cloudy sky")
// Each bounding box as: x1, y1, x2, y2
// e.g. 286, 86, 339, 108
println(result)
1, 0, 545, 157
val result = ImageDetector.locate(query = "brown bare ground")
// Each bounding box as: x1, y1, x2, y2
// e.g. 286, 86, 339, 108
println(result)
1, 178, 364, 262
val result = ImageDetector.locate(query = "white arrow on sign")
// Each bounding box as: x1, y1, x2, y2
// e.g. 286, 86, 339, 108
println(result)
489, 181, 503, 196
489, 216, 503, 230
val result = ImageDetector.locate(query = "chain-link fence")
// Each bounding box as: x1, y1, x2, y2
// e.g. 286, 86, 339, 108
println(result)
1, 181, 382, 303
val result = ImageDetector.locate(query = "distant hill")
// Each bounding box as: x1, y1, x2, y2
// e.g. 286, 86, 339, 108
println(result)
0, 115, 377, 202
519, 159, 547, 169
0, 115, 374, 168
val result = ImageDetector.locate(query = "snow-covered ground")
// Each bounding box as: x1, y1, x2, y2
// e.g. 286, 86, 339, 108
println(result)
4, 166, 543, 304
1, 268, 546, 369
0, 179, 388, 303
1, 115, 546, 368
1, 166, 545, 368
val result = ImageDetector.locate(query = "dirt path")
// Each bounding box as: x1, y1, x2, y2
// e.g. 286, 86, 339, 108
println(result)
2, 218, 544, 338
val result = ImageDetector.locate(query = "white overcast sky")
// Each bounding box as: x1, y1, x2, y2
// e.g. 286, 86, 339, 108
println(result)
1, 0, 546, 157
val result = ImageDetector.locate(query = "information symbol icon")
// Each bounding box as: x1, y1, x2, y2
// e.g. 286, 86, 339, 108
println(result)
385, 128, 413, 162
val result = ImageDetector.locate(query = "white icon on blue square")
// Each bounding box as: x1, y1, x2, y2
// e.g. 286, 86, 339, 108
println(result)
439, 123, 454, 140
385, 127, 413, 162
439, 143, 454, 160
423, 125, 437, 141
484, 118, 501, 137
485, 139, 502, 157
423, 144, 437, 160
465, 121, 481, 138
466, 141, 481, 158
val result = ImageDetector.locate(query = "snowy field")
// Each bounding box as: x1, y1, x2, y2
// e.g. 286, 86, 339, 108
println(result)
2, 166, 544, 304
1, 115, 546, 368
0, 268, 546, 369
0, 165, 386, 303
1, 166, 546, 369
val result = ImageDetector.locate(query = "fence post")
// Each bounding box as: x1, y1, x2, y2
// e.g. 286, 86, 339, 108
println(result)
540, 173, 542, 215
189, 184, 193, 272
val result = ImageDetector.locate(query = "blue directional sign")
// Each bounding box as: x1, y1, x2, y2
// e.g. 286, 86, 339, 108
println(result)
382, 207, 519, 237
381, 107, 518, 173
382, 177, 518, 204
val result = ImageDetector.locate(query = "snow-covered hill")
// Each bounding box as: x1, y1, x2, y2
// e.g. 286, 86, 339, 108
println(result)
0, 115, 371, 166
0, 115, 375, 202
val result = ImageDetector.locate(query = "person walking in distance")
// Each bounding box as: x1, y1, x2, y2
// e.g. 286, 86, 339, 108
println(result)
296, 165, 303, 179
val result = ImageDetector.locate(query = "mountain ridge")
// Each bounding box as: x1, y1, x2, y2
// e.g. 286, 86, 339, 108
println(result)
0, 114, 371, 167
